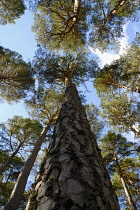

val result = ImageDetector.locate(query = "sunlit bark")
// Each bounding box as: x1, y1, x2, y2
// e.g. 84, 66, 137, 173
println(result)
26, 82, 120, 210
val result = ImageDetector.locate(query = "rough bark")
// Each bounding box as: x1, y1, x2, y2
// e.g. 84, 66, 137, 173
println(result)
26, 82, 120, 210
4, 121, 54, 210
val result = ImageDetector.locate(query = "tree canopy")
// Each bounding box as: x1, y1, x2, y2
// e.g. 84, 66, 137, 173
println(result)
0, 0, 26, 25
0, 46, 34, 102
94, 33, 140, 95
1, 0, 140, 209
32, 47, 98, 85
32, 0, 140, 51
99, 131, 140, 209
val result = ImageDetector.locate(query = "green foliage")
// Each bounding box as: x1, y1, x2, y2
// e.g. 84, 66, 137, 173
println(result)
33, 47, 98, 86
0, 151, 24, 179
99, 131, 140, 209
85, 103, 104, 139
0, 117, 43, 208
32, 0, 140, 52
25, 85, 64, 124
108, 0, 139, 19
100, 92, 140, 136
89, 0, 139, 51
0, 150, 24, 208
0, 0, 26, 25
0, 116, 43, 161
99, 132, 137, 169
0, 46, 34, 102
94, 33, 140, 141
94, 33, 140, 94
5, 116, 43, 146
112, 171, 140, 209
32, 0, 88, 52
1, 1, 140, 209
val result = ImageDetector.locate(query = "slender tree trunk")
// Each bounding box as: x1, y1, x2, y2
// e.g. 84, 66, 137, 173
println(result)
0, 140, 24, 175
120, 178, 137, 210
100, 0, 127, 29
26, 82, 120, 210
74, 0, 81, 14
4, 122, 54, 210
115, 158, 137, 210
106, 81, 140, 93
73, 0, 81, 22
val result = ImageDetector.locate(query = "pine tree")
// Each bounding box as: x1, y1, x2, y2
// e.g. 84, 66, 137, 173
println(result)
94, 33, 140, 95
4, 87, 63, 210
93, 33, 140, 139
99, 92, 140, 138
0, 150, 25, 208
26, 81, 120, 210
32, 0, 139, 51
0, 46, 34, 102
0, 116, 42, 174
2, 0, 140, 209
99, 131, 140, 209
85, 103, 104, 139
0, 0, 26, 25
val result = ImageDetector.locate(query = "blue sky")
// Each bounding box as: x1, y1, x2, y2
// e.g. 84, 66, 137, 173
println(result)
0, 10, 37, 122
0, 10, 36, 61
0, 8, 139, 123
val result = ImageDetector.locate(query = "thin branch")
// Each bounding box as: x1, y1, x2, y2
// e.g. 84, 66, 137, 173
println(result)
100, 0, 127, 30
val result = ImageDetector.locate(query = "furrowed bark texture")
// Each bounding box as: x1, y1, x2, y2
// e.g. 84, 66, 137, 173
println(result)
27, 83, 120, 210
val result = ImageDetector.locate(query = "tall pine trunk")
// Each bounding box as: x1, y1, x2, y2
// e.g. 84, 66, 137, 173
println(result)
115, 158, 137, 210
4, 123, 53, 210
26, 82, 120, 210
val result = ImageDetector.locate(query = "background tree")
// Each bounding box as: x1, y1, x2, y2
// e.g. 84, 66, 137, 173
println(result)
25, 84, 64, 124
4, 85, 65, 210
90, 0, 140, 50
85, 103, 104, 139
32, 0, 140, 52
0, 116, 42, 174
99, 131, 140, 209
0, 150, 26, 209
32, 47, 98, 85
32, 0, 89, 51
0, 0, 26, 25
0, 46, 34, 102
94, 33, 140, 95
99, 92, 140, 138
93, 34, 140, 141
